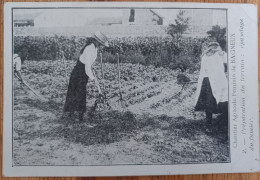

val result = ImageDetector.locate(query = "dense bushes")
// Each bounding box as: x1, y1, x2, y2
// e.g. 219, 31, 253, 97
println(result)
207, 25, 227, 52
14, 35, 85, 60
14, 35, 206, 71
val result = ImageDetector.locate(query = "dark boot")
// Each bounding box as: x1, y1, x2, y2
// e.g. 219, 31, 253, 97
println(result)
206, 111, 212, 124
61, 112, 73, 121
68, 112, 74, 118
79, 112, 84, 121
206, 110, 213, 133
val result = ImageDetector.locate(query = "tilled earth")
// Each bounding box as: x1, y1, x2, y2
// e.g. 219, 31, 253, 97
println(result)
13, 61, 230, 165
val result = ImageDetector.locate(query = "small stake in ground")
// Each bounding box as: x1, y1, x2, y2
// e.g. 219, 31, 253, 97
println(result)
62, 53, 69, 86
117, 53, 126, 110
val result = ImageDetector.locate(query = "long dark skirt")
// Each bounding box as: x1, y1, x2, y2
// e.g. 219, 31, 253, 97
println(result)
195, 77, 228, 115
64, 60, 89, 113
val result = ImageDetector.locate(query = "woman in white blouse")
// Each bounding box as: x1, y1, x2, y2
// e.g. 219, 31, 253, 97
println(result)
64, 31, 109, 121
194, 42, 228, 128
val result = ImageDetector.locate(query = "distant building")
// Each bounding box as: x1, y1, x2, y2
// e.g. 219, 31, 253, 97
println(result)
88, 17, 122, 26
14, 20, 34, 27
122, 9, 164, 25
89, 9, 164, 26
13, 13, 39, 27
13, 9, 227, 38
33, 11, 90, 27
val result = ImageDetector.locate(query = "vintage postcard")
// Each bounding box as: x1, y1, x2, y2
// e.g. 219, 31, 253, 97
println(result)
3, 2, 259, 177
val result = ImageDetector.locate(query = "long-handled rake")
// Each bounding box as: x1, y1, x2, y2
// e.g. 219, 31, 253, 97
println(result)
89, 53, 112, 118
15, 73, 47, 101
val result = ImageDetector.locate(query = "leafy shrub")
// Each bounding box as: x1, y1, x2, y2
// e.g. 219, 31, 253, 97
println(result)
167, 10, 190, 40
120, 50, 146, 64
177, 74, 191, 84
101, 52, 117, 64
169, 55, 199, 72
207, 25, 227, 51
144, 53, 163, 67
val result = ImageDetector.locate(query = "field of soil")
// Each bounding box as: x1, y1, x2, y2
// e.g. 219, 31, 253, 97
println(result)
13, 60, 229, 165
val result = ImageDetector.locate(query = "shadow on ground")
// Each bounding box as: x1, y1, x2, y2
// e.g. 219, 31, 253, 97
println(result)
15, 96, 229, 160
45, 107, 228, 147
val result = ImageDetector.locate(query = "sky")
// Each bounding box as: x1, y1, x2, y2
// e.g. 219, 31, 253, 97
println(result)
13, 8, 226, 27
13, 8, 181, 27
14, 9, 123, 27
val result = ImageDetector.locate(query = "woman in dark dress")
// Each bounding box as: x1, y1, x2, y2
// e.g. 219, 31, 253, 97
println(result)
64, 31, 109, 121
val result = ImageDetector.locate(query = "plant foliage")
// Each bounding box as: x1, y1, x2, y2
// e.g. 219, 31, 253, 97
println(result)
167, 10, 190, 40
207, 25, 227, 51
14, 35, 205, 72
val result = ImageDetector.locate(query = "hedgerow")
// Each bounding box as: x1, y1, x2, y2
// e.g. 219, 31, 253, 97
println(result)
14, 35, 206, 71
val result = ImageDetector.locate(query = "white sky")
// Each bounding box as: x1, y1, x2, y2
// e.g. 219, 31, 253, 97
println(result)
14, 9, 124, 27
13, 8, 178, 18
13, 8, 225, 27
13, 8, 179, 27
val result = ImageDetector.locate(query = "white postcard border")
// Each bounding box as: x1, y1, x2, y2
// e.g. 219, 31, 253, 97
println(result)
3, 2, 259, 177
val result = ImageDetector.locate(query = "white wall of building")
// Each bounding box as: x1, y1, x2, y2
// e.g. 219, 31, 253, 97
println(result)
34, 9, 123, 27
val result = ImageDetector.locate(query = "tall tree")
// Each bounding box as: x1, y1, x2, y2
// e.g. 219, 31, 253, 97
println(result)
167, 10, 190, 40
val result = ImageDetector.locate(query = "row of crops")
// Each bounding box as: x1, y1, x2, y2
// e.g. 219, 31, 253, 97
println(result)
14, 35, 207, 71
19, 59, 198, 118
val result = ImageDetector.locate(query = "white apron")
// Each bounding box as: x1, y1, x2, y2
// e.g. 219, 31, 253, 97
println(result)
194, 51, 228, 106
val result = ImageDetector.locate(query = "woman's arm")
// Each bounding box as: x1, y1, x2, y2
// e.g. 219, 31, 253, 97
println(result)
224, 63, 228, 72
222, 52, 228, 72
85, 65, 95, 80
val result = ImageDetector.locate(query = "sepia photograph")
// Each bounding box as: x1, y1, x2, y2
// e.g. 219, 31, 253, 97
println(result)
12, 7, 230, 166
